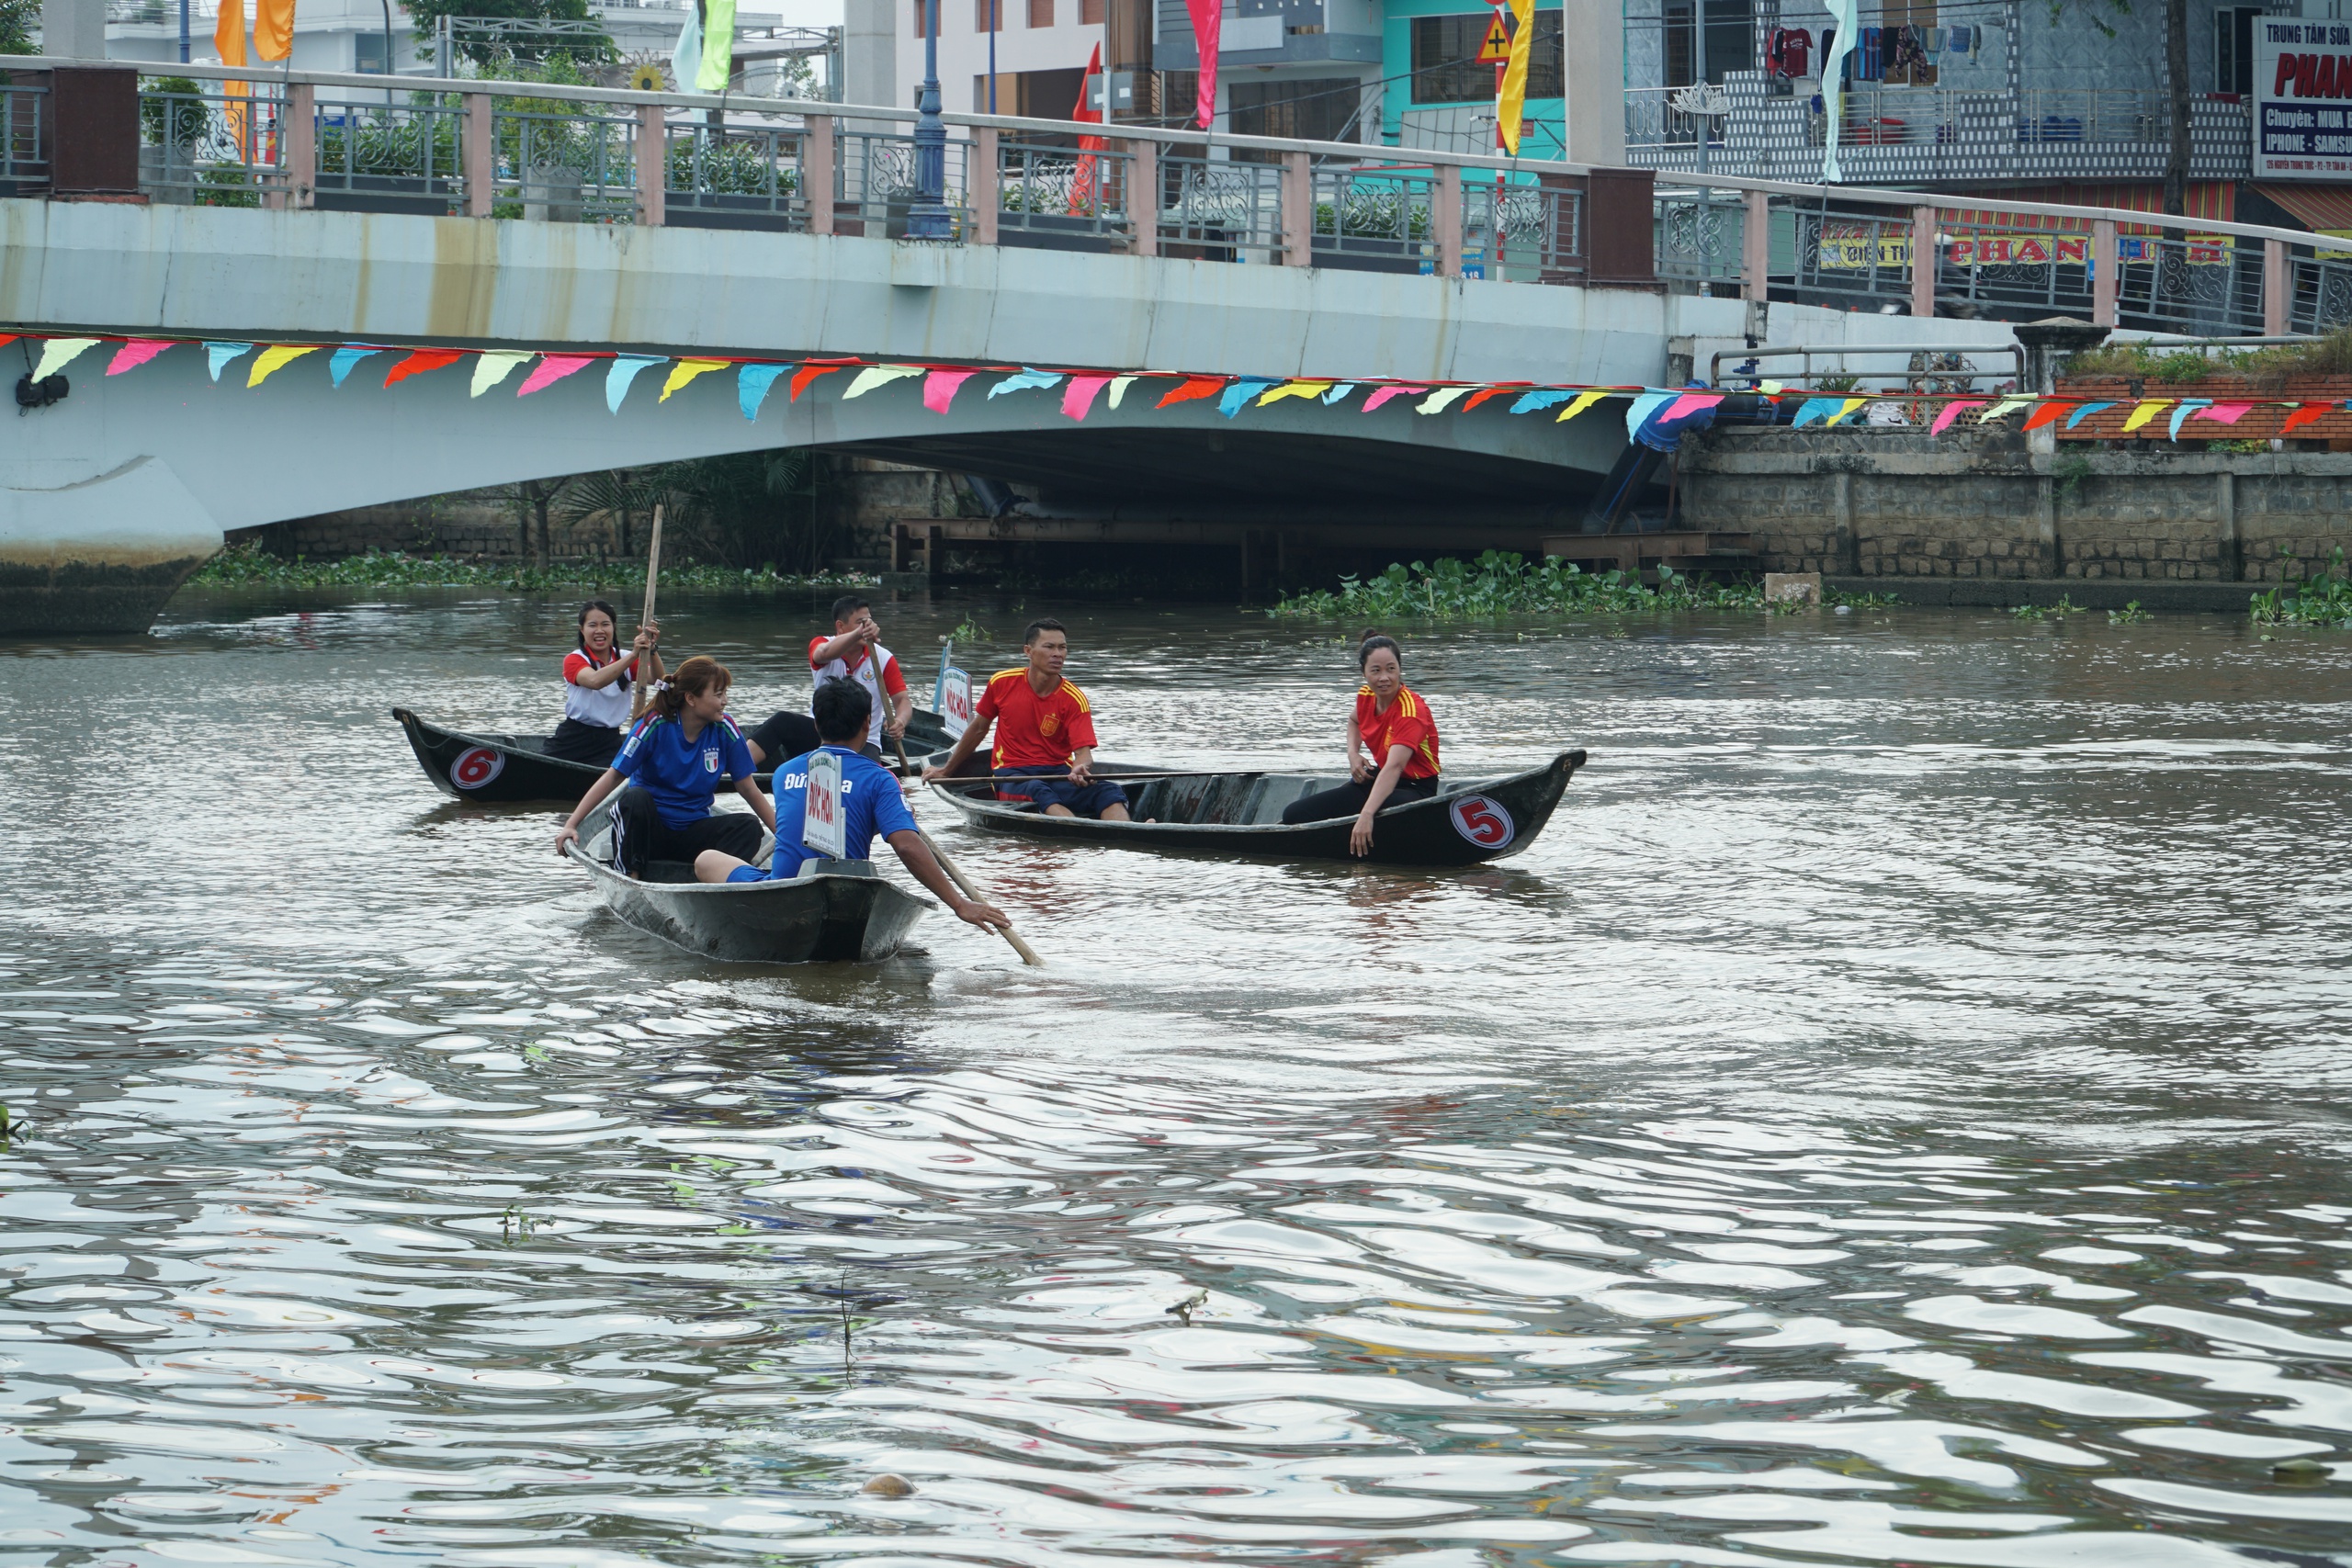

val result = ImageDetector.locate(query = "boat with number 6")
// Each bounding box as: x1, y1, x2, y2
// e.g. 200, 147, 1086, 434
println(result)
561, 798, 933, 963
392, 705, 956, 806
928, 750, 1586, 866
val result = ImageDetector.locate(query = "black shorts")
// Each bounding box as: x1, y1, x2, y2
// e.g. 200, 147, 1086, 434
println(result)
1281, 773, 1440, 826
545, 718, 623, 767
744, 711, 821, 770
610, 787, 764, 879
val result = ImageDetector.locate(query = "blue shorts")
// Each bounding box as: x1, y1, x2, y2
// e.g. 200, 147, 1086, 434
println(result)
726, 865, 765, 884
994, 767, 1128, 818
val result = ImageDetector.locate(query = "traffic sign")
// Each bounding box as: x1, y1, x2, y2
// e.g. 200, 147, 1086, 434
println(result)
1478, 14, 1510, 62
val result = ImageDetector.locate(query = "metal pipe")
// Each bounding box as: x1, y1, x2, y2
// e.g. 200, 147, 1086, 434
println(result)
178, 0, 188, 63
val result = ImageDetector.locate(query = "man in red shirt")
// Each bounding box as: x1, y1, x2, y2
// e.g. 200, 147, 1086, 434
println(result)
922, 618, 1133, 820
807, 594, 910, 759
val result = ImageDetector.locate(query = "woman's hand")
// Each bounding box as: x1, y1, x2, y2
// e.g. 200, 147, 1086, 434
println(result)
554, 824, 580, 857
1349, 752, 1373, 784
1350, 810, 1377, 857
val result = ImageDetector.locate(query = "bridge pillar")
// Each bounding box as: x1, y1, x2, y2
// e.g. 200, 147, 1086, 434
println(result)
635, 103, 665, 227
1281, 151, 1310, 267
969, 127, 998, 246
1909, 205, 1935, 320
805, 115, 835, 236
1128, 135, 1157, 259
1435, 164, 1462, 278
2091, 220, 2118, 328
2265, 238, 2290, 336
1742, 189, 1768, 303
464, 93, 493, 218
277, 83, 314, 210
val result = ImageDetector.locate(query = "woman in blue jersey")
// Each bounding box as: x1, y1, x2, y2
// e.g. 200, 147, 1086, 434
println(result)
553, 655, 775, 879
545, 600, 661, 766
695, 680, 1009, 931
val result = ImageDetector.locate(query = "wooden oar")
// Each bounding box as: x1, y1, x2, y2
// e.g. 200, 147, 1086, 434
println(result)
631, 505, 665, 723
883, 726, 1044, 968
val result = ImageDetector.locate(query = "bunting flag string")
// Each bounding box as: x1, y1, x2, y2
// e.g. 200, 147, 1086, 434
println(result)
25, 329, 2352, 451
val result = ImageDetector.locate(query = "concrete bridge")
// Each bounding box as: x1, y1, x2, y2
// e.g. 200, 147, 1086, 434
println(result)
17, 56, 2329, 631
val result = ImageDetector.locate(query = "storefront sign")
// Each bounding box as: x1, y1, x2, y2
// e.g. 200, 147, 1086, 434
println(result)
2256, 18, 2352, 179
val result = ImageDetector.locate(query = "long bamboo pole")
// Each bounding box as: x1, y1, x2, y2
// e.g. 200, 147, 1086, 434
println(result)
884, 728, 1043, 967
631, 505, 664, 722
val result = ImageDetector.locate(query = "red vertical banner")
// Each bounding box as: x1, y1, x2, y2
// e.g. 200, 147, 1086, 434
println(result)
1184, 0, 1220, 129
1070, 43, 1106, 215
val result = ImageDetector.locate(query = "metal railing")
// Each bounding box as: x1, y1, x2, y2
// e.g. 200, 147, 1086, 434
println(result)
8, 55, 2352, 340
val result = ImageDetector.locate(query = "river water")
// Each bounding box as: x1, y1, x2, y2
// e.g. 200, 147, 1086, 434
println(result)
2, 590, 2349, 1568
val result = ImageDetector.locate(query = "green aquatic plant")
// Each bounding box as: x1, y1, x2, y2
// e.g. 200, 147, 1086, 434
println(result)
2109, 600, 2153, 624
187, 545, 875, 594
1270, 551, 1768, 621
499, 1202, 539, 1244
2252, 548, 2352, 627
2013, 595, 2084, 621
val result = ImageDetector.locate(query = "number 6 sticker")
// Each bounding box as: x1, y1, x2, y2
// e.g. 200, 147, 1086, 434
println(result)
451, 746, 506, 789
1449, 795, 1515, 850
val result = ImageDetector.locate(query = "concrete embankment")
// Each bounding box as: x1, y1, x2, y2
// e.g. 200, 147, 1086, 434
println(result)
1683, 425, 2349, 609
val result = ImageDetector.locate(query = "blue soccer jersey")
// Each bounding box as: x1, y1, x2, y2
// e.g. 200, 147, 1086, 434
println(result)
612, 714, 756, 829
765, 745, 917, 879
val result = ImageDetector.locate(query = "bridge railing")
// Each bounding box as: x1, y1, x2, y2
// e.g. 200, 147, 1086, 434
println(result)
14, 56, 2352, 338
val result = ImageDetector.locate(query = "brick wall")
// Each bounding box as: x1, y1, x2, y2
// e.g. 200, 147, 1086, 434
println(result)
1682, 428, 2352, 584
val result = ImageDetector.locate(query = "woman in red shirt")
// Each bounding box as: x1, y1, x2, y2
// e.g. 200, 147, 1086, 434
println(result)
1282, 632, 1442, 855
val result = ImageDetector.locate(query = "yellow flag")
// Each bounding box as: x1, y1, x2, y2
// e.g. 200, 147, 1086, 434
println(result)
661, 358, 730, 401
246, 344, 320, 388
1258, 380, 1334, 406
1555, 389, 1610, 423
2120, 399, 2171, 433
1825, 397, 1867, 426
1496, 0, 1537, 155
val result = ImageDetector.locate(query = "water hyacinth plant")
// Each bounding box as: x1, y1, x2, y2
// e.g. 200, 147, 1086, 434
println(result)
1272, 551, 1790, 620
187, 546, 874, 594
2251, 548, 2352, 627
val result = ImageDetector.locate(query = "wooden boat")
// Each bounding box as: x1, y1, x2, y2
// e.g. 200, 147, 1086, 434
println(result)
562, 799, 932, 962
393, 705, 956, 805
929, 750, 1587, 867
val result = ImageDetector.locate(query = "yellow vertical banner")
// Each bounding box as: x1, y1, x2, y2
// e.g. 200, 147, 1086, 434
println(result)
254, 0, 295, 61
1495, 0, 1537, 155
214, 0, 251, 157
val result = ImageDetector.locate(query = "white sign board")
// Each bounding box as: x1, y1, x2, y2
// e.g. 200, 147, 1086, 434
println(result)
2256, 19, 2352, 179
800, 749, 845, 860
940, 667, 973, 739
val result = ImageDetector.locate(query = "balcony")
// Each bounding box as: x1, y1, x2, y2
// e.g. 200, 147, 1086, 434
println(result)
1627, 73, 2254, 186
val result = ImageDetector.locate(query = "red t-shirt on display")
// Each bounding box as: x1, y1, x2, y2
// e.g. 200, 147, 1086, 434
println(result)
978, 668, 1099, 770
1358, 684, 1440, 780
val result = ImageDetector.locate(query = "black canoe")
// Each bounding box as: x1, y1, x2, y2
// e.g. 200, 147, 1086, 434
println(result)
929, 750, 1586, 867
562, 799, 932, 963
393, 705, 956, 806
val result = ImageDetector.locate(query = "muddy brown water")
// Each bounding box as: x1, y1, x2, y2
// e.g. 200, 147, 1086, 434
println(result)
1, 589, 2348, 1567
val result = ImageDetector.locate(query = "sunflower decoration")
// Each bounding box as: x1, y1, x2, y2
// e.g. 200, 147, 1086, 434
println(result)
625, 54, 671, 92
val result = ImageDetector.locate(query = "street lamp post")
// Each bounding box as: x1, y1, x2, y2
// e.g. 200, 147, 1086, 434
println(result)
906, 0, 953, 240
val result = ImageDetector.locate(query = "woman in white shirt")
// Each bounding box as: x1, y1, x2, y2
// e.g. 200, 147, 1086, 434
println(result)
546, 600, 661, 765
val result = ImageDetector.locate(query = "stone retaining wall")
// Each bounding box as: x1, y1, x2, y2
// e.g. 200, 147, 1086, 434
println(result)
1681, 428, 2352, 584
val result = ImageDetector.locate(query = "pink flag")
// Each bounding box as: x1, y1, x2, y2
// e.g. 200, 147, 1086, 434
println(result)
1062, 373, 1114, 421
1660, 391, 1727, 423
1929, 399, 1987, 434
516, 354, 595, 396
107, 339, 174, 375
2193, 402, 2254, 425
1183, 0, 1219, 129
1363, 385, 1430, 412
923, 368, 977, 414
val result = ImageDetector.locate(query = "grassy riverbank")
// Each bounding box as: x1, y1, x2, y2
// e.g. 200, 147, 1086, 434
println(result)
1269, 552, 1893, 621
187, 547, 875, 595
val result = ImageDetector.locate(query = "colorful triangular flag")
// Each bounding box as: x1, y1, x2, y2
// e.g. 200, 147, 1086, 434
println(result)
740, 363, 789, 420
1362, 385, 1429, 412
2166, 400, 2213, 442
1219, 379, 1276, 418
1062, 374, 1114, 421
1418, 386, 1475, 415
1258, 380, 1333, 406
989, 367, 1065, 399
789, 362, 845, 401
385, 348, 461, 388
1155, 376, 1223, 409
661, 358, 729, 401
32, 338, 99, 381
471, 350, 532, 398
842, 364, 922, 400
248, 344, 322, 389
922, 368, 976, 414
327, 345, 381, 387
2065, 400, 2115, 430
205, 341, 254, 382
607, 355, 663, 412
1929, 399, 1987, 434
106, 339, 174, 376
1555, 389, 1611, 423
518, 354, 595, 397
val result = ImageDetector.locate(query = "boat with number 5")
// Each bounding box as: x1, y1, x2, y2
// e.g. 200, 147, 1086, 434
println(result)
392, 705, 956, 806
928, 750, 1586, 866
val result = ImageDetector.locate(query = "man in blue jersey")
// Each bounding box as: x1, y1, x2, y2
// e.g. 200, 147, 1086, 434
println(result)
693, 680, 1010, 933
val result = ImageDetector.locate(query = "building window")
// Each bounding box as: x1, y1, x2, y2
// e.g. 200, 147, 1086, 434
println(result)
1409, 12, 1562, 104
1081, 0, 1103, 21
1662, 0, 1754, 85
1029, 0, 1053, 25
1229, 76, 1363, 144
977, 0, 1001, 28
2218, 6, 2258, 93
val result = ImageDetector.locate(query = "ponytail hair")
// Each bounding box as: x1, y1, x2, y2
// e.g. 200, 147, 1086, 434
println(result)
1357, 630, 1403, 671
578, 600, 628, 689
649, 654, 729, 721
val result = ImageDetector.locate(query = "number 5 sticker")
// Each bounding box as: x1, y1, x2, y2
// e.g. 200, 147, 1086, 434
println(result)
1449, 795, 1515, 850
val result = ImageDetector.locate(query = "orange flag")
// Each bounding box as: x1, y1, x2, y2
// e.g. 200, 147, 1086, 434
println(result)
214, 0, 252, 155
1155, 375, 1223, 409
254, 0, 295, 61
2280, 402, 2331, 436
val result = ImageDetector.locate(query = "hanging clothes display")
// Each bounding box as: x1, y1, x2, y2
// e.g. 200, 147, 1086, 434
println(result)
1767, 27, 1811, 77
1857, 26, 1884, 81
